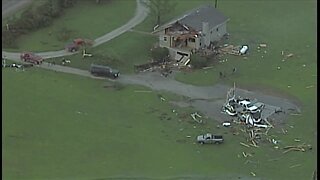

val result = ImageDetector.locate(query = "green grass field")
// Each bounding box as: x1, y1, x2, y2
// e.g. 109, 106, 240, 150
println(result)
4, 0, 136, 52
2, 0, 317, 179
3, 66, 316, 180
46, 31, 158, 74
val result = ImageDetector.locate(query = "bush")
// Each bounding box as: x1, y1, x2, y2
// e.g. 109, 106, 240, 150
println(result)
2, 0, 73, 48
190, 54, 209, 69
150, 47, 169, 62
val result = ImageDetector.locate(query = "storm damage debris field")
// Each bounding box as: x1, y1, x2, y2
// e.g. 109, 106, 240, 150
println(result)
2, 0, 316, 179
118, 71, 300, 124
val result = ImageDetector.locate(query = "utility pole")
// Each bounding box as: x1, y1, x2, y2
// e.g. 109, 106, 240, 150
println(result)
215, 0, 218, 8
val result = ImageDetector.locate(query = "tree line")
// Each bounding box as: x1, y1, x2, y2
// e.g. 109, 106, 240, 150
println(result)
2, 0, 109, 48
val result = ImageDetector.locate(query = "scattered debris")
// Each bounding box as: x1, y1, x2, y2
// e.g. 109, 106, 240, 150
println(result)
239, 45, 249, 55
240, 142, 250, 148
222, 121, 231, 127
289, 164, 301, 168
191, 112, 203, 123
286, 53, 294, 58
82, 49, 93, 58
242, 152, 248, 158
290, 113, 301, 116
259, 43, 267, 48
306, 85, 314, 89
283, 143, 312, 154
250, 172, 256, 177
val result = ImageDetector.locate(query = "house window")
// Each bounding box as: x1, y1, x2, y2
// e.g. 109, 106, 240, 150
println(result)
164, 37, 167, 41
200, 42, 202, 46
216, 28, 219, 32
210, 31, 212, 34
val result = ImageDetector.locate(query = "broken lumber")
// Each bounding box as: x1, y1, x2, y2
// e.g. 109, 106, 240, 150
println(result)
259, 44, 267, 48
283, 147, 305, 154
289, 164, 301, 168
286, 53, 294, 58
290, 113, 301, 116
242, 152, 248, 158
240, 142, 250, 148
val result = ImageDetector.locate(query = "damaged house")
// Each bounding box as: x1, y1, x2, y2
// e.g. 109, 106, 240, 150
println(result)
153, 5, 229, 63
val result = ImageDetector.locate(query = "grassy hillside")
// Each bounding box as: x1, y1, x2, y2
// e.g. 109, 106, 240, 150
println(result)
4, 0, 136, 52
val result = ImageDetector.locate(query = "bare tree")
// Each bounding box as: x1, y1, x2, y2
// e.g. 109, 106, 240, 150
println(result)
142, 0, 176, 25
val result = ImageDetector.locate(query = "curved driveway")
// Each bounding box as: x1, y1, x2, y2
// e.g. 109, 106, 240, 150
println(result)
2, 0, 300, 122
2, 0, 149, 60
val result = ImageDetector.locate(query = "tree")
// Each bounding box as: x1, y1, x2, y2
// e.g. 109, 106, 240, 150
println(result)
142, 0, 176, 25
190, 54, 209, 69
151, 47, 169, 61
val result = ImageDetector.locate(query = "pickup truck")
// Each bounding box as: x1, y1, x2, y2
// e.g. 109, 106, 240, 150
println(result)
197, 133, 224, 144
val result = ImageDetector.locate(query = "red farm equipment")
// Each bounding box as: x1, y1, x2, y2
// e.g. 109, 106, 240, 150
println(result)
65, 38, 94, 52
20, 52, 44, 65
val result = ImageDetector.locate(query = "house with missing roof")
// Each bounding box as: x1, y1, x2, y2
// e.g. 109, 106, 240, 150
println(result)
153, 5, 229, 63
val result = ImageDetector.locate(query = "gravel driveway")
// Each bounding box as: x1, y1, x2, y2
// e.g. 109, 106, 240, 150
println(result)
118, 71, 300, 123
2, 0, 300, 124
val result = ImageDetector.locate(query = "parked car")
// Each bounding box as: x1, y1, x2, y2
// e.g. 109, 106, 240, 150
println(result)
197, 133, 224, 144
90, 64, 119, 79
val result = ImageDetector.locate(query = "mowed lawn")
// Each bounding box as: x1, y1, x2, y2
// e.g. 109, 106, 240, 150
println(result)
2, 68, 317, 179
5, 0, 136, 52
2, 68, 266, 179
2, 0, 317, 179
174, 0, 317, 178
46, 32, 158, 74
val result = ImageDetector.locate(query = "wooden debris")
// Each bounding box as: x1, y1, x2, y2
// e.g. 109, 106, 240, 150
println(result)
306, 85, 314, 89
259, 44, 267, 48
250, 172, 256, 177
190, 112, 202, 123
289, 164, 301, 168
202, 66, 213, 70
246, 152, 253, 157
282, 128, 287, 134
242, 152, 248, 158
283, 147, 305, 154
290, 113, 301, 116
263, 119, 274, 128
286, 53, 294, 58
240, 142, 250, 148
251, 140, 258, 147
294, 139, 301, 142
283, 143, 312, 154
